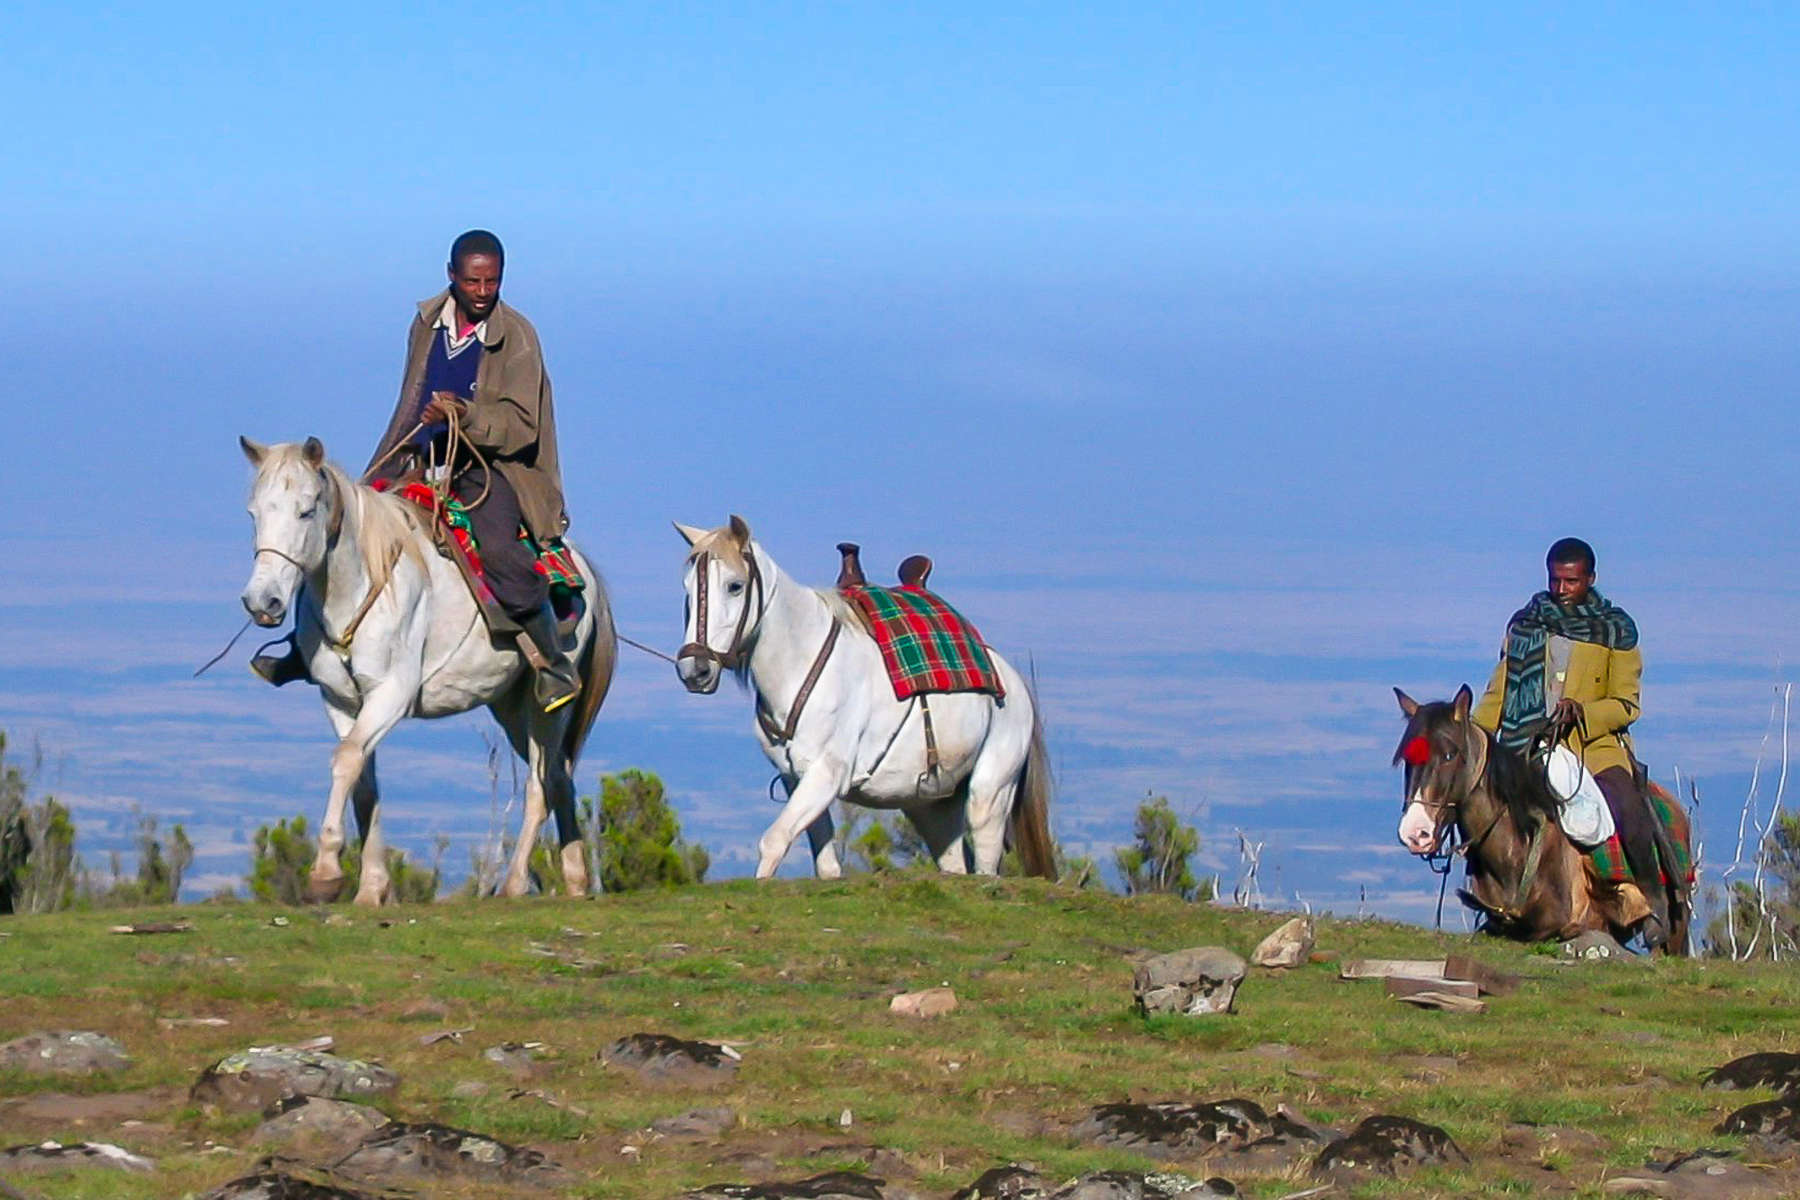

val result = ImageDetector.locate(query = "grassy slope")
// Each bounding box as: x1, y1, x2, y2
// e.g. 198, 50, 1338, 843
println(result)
1, 875, 1797, 1198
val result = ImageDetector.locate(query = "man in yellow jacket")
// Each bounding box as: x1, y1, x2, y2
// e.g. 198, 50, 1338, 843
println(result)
1471, 537, 1666, 946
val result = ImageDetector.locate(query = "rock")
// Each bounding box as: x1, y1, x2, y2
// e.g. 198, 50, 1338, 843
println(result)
952, 1164, 1053, 1198
602, 1032, 740, 1086
1603, 1149, 1792, 1198
0, 1031, 130, 1075
253, 1095, 390, 1158
1703, 1052, 1800, 1095
1561, 931, 1633, 961
190, 1046, 399, 1113
1072, 1099, 1270, 1158
197, 1170, 378, 1199
1133, 948, 1246, 1017
684, 1170, 890, 1198
1249, 917, 1313, 968
1499, 1122, 1609, 1157
334, 1120, 569, 1185
1716, 1097, 1800, 1158
0, 1140, 154, 1173
1047, 1172, 1236, 1199
652, 1106, 739, 1139
1218, 1106, 1341, 1172
1313, 1115, 1468, 1176
890, 987, 958, 1018
482, 1041, 546, 1076
450, 1080, 490, 1100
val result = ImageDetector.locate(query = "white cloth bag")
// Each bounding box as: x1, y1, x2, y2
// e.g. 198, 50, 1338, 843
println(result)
1544, 744, 1616, 846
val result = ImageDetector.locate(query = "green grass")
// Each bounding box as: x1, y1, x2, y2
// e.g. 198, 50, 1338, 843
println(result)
1, 877, 1797, 1197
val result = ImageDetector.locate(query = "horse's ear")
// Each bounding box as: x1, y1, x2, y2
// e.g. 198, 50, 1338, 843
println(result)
1394, 688, 1420, 718
239, 436, 267, 466
673, 522, 706, 547
728, 514, 752, 547
302, 437, 326, 468
1452, 684, 1474, 721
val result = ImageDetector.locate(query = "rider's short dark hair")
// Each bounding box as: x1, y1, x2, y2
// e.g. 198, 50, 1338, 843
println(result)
1546, 537, 1596, 573
449, 229, 504, 271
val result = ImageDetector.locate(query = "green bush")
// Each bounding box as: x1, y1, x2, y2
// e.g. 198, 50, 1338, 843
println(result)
1115, 792, 1211, 901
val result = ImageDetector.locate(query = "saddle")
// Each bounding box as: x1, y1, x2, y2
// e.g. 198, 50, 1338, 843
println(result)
834, 543, 933, 591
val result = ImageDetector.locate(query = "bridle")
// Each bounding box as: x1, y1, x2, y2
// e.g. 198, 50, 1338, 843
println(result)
679, 547, 768, 674
250, 468, 389, 653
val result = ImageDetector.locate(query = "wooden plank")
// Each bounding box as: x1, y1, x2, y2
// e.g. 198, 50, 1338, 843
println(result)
1338, 958, 1447, 981
1444, 953, 1520, 996
1394, 990, 1487, 1014
1384, 976, 1481, 1001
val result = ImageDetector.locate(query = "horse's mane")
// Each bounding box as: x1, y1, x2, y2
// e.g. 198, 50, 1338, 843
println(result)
1485, 733, 1564, 835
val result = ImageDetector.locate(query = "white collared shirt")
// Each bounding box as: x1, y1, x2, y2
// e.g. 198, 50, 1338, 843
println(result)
434, 297, 487, 352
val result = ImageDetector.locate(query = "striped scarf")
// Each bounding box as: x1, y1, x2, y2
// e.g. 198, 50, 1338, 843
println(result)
1497, 589, 1638, 752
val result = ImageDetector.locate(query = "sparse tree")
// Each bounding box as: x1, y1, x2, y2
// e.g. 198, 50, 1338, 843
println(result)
1115, 792, 1211, 901
81, 812, 194, 907
589, 770, 708, 892
1, 731, 80, 914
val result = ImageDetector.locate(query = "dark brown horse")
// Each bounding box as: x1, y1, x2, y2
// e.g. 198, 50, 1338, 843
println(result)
1393, 685, 1690, 955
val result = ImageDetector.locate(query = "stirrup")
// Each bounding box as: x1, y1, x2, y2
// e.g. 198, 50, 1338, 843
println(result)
535, 670, 581, 714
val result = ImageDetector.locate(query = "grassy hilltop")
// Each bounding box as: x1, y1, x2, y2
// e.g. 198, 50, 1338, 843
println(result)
2, 875, 1797, 1198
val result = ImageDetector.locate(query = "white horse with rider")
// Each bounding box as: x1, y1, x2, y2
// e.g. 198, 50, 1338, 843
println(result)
238, 436, 615, 904
674, 516, 1054, 880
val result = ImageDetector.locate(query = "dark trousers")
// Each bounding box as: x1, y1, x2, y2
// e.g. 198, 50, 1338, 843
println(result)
1595, 766, 1665, 907
453, 464, 547, 619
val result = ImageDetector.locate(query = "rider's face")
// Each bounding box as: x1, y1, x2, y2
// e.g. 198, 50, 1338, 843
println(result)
447, 253, 502, 326
1548, 559, 1594, 607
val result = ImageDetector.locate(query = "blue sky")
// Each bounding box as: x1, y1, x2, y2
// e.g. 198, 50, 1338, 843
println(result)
4, 5, 1798, 920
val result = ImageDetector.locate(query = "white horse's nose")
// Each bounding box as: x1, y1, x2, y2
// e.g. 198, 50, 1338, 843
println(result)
243, 589, 285, 627
676, 654, 719, 694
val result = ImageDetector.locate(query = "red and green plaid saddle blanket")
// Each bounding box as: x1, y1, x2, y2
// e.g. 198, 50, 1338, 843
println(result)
839, 584, 1004, 702
1585, 783, 1694, 886
386, 483, 585, 609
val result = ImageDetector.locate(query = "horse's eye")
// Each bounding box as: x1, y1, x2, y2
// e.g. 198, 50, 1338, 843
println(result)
1441, 749, 1456, 762
299, 507, 317, 520
727, 581, 745, 596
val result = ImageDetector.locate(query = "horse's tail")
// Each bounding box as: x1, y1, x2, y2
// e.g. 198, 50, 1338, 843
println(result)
1646, 778, 1694, 957
1010, 697, 1057, 881
562, 569, 617, 773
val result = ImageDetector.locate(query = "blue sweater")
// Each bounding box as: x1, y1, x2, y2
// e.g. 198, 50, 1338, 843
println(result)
411, 327, 484, 450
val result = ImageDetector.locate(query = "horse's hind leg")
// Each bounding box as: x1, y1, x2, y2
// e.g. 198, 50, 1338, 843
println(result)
906, 797, 969, 873
491, 689, 555, 898
537, 704, 589, 897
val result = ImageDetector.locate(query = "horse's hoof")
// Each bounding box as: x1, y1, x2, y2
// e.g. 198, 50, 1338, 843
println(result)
305, 876, 345, 904
352, 891, 385, 909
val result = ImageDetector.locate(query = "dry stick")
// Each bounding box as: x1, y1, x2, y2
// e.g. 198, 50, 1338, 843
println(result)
1726, 686, 1782, 959
1750, 683, 1792, 961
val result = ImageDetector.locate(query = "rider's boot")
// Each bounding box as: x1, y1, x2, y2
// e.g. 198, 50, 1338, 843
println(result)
1637, 875, 1671, 952
519, 605, 581, 714
250, 636, 309, 687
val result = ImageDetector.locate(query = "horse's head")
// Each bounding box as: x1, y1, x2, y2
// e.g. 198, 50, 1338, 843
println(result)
673, 515, 765, 694
239, 436, 339, 627
1393, 684, 1487, 856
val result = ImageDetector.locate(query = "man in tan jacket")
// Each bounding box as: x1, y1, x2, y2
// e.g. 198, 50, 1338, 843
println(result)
254, 230, 578, 712
1471, 537, 1665, 945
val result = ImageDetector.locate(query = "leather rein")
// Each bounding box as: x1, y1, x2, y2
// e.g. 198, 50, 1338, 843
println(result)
680, 547, 840, 745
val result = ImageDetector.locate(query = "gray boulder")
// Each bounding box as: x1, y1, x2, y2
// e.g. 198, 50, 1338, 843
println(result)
334, 1120, 569, 1186
1072, 1099, 1269, 1158
197, 1170, 376, 1199
1313, 1115, 1467, 1176
253, 1095, 390, 1158
1133, 949, 1246, 1017
0, 1139, 153, 1173
1249, 917, 1314, 968
603, 1032, 740, 1086
0, 1031, 129, 1075
190, 1046, 399, 1112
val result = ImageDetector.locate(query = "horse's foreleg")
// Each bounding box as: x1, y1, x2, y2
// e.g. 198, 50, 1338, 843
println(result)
540, 709, 588, 897
349, 752, 390, 907
758, 759, 849, 879
803, 807, 841, 880
314, 686, 410, 907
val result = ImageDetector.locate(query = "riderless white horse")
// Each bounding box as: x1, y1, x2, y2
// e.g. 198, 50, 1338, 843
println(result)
674, 516, 1054, 880
238, 437, 615, 904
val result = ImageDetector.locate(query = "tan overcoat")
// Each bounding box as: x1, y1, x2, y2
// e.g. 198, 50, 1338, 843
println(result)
365, 292, 567, 541
1472, 638, 1643, 777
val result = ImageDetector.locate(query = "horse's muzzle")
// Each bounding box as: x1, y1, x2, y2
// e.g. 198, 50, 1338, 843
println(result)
676, 654, 720, 695
243, 592, 286, 627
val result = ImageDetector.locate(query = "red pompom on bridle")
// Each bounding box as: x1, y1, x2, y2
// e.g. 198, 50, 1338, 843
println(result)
1401, 736, 1432, 767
